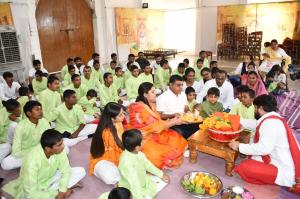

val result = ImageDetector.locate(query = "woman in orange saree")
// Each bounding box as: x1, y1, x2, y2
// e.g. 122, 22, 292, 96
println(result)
128, 82, 188, 169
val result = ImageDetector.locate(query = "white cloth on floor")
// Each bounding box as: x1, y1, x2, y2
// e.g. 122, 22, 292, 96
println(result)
1, 155, 22, 170
0, 143, 11, 164
94, 160, 120, 185
84, 115, 96, 123
63, 136, 88, 148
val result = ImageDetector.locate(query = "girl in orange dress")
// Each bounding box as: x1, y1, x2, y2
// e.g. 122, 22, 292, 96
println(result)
90, 102, 125, 184
128, 82, 188, 169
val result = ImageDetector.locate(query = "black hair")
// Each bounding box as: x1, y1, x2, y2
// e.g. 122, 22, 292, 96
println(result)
122, 129, 143, 152
128, 54, 135, 58
264, 42, 271, 47
28, 84, 34, 93
178, 63, 186, 69
236, 85, 250, 93
40, 129, 63, 149
71, 74, 80, 81
183, 58, 189, 64
185, 86, 195, 95
169, 74, 183, 84
270, 64, 285, 74
23, 100, 41, 118
144, 60, 150, 67
138, 51, 144, 55
74, 57, 82, 62
210, 61, 218, 67
47, 75, 59, 86
35, 70, 44, 77
110, 60, 117, 65
160, 59, 168, 67
136, 82, 153, 108
242, 88, 255, 99
184, 67, 195, 77
3, 72, 13, 79
130, 65, 138, 72
271, 39, 278, 44
126, 61, 133, 70
93, 60, 100, 66
67, 57, 74, 63
108, 187, 131, 199
18, 86, 29, 96
86, 89, 97, 98
3, 99, 20, 113
115, 67, 122, 73
197, 58, 204, 63
207, 87, 220, 97
248, 70, 258, 77
199, 50, 206, 56
247, 61, 256, 68
111, 53, 117, 58
103, 72, 112, 80
68, 65, 75, 72
90, 102, 124, 158
63, 89, 76, 99
216, 69, 227, 75
253, 94, 277, 112
83, 65, 91, 71
200, 67, 211, 75
92, 53, 100, 58
32, 59, 41, 66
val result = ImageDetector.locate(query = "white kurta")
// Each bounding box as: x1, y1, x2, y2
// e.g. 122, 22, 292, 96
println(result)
0, 81, 21, 100
183, 81, 204, 95
156, 89, 187, 115
239, 112, 295, 187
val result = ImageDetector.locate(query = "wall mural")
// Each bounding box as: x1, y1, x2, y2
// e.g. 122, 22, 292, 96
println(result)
217, 2, 300, 44
0, 3, 14, 26
115, 7, 164, 54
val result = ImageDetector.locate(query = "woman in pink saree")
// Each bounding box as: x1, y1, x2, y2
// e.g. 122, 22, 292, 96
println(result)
243, 71, 268, 97
128, 82, 188, 169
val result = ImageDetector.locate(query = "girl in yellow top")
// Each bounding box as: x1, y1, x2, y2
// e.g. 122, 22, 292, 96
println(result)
90, 102, 125, 184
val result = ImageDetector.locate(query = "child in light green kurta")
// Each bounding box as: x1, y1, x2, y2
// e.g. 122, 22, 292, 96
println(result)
99, 73, 119, 106
32, 70, 47, 96
185, 86, 197, 112
230, 88, 255, 119
37, 75, 61, 121
82, 65, 102, 90
3, 130, 85, 199
60, 58, 75, 79
106, 60, 117, 74
193, 51, 209, 68
199, 87, 223, 118
78, 89, 99, 116
154, 60, 171, 91
172, 63, 185, 77
113, 67, 125, 91
125, 66, 141, 100
118, 129, 169, 199
63, 65, 76, 87
17, 86, 31, 119
194, 58, 206, 81
65, 74, 88, 100
91, 60, 104, 84
138, 64, 153, 84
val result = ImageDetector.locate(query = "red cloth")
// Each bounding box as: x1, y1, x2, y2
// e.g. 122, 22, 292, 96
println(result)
237, 115, 300, 194
234, 159, 277, 185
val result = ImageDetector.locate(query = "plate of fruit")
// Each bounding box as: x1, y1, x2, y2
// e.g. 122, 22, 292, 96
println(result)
180, 171, 223, 198
182, 112, 203, 123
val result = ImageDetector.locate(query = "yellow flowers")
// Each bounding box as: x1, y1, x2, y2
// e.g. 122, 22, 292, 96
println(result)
199, 112, 240, 132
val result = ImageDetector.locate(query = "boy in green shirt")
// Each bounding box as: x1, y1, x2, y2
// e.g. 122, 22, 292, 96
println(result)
194, 59, 204, 81
82, 65, 102, 91
78, 89, 100, 122
113, 67, 125, 93
172, 63, 185, 77
183, 58, 191, 69
1, 101, 50, 170
125, 65, 141, 101
154, 59, 171, 92
63, 65, 76, 88
99, 72, 120, 107
91, 60, 104, 84
65, 74, 88, 100
17, 86, 31, 119
37, 75, 61, 122
32, 70, 47, 96
230, 88, 255, 119
199, 87, 223, 118
48, 89, 97, 147
3, 129, 86, 199
193, 51, 209, 68
106, 60, 117, 74
185, 86, 197, 112
138, 62, 153, 84
60, 57, 75, 80
118, 129, 169, 199
0, 99, 21, 164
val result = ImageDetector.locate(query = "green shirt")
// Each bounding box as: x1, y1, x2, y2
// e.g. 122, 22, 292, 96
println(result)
123, 70, 132, 82
172, 69, 185, 77
193, 57, 209, 68
187, 99, 197, 112
63, 73, 72, 87
99, 84, 119, 107
118, 150, 163, 199
113, 75, 125, 90
37, 88, 61, 121
0, 108, 11, 143
12, 117, 50, 158
32, 77, 47, 96
154, 67, 170, 91
60, 64, 68, 80
17, 96, 29, 119
78, 96, 99, 116
138, 73, 153, 84
106, 67, 115, 75
125, 76, 141, 100
81, 76, 102, 91
65, 84, 88, 101
199, 101, 223, 118
3, 145, 71, 199
50, 103, 85, 133
230, 102, 255, 119
91, 68, 104, 84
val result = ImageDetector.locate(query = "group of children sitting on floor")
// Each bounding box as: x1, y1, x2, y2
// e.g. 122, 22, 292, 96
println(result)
0, 49, 290, 199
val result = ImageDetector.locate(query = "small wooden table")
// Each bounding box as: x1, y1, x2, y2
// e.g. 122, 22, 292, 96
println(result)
188, 130, 239, 176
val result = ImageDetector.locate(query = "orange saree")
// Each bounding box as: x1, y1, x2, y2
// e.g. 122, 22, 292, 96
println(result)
128, 102, 187, 169
89, 122, 124, 175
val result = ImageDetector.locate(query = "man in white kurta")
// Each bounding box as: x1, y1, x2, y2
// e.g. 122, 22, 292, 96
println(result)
229, 95, 298, 188
0, 72, 21, 101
